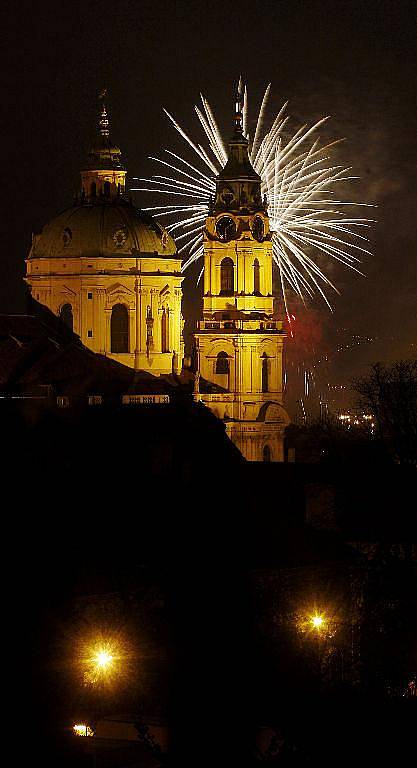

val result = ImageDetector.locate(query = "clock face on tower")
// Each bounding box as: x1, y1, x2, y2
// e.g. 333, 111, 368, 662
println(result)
216, 216, 237, 242
251, 215, 265, 242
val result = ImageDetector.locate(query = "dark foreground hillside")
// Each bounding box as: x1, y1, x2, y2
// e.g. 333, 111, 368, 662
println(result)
0, 314, 415, 767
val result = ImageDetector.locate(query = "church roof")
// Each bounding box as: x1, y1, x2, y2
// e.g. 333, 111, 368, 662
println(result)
0, 311, 174, 396
83, 133, 126, 172
214, 84, 263, 213
29, 201, 177, 260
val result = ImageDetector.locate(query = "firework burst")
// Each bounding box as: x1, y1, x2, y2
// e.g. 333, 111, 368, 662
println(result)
132, 81, 373, 314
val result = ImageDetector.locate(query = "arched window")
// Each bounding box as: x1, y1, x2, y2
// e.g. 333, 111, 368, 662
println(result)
103, 180, 111, 197
261, 352, 269, 393
90, 182, 96, 197
215, 351, 229, 374
253, 258, 260, 294
263, 444, 272, 462
161, 308, 169, 352
60, 303, 73, 332
111, 304, 129, 353
220, 257, 234, 295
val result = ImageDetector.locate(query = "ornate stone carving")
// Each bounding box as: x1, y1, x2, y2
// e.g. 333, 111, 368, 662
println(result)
113, 228, 128, 247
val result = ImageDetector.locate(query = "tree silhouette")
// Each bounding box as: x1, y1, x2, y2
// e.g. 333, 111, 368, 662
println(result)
353, 360, 417, 465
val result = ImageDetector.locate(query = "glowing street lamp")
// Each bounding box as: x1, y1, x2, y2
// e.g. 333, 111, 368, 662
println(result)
94, 649, 114, 670
296, 608, 332, 638
82, 640, 119, 685
310, 613, 326, 632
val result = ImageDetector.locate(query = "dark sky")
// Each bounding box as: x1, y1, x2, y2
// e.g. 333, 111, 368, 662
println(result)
3, 0, 416, 397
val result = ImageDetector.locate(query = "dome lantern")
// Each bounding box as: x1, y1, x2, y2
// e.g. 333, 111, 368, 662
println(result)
81, 96, 127, 201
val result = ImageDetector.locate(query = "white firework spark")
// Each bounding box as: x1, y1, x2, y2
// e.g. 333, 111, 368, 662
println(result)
132, 82, 373, 315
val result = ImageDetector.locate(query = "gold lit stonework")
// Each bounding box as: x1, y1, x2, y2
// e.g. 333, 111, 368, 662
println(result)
194, 93, 289, 462
25, 101, 184, 375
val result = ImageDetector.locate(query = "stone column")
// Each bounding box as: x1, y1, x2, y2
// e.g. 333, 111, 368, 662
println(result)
97, 288, 106, 354
134, 277, 140, 370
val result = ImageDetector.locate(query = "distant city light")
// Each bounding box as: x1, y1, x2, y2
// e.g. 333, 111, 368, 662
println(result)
338, 411, 375, 432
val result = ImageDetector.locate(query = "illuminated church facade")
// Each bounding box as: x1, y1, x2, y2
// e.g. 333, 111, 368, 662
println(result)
25, 95, 289, 461
25, 105, 184, 376
194, 92, 290, 461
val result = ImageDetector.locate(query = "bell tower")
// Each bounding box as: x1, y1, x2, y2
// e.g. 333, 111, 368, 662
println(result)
194, 87, 290, 462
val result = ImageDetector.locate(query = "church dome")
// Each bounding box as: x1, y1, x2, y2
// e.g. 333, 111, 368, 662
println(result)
29, 99, 177, 262
29, 200, 177, 260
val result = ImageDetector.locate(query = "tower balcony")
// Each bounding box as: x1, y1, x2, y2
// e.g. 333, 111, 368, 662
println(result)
197, 317, 283, 333
203, 294, 274, 315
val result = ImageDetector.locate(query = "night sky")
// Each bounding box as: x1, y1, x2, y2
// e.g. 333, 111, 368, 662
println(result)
4, 0, 416, 405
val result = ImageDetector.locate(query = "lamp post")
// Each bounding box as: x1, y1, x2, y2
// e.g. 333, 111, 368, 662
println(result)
72, 637, 123, 734
309, 612, 327, 682
297, 610, 350, 687
295, 609, 336, 685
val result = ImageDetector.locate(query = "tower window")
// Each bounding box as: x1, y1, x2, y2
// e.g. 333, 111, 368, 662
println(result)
253, 258, 260, 294
263, 444, 272, 462
111, 304, 129, 353
60, 303, 73, 332
87, 292, 93, 300
215, 351, 229, 374
87, 329, 93, 338
261, 352, 269, 393
220, 257, 234, 295
161, 307, 169, 352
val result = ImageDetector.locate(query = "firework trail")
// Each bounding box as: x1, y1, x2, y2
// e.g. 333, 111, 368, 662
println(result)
132, 81, 373, 315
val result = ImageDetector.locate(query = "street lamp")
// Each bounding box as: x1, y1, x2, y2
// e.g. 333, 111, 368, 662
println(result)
82, 639, 120, 686
310, 613, 326, 632
296, 609, 331, 637
94, 649, 114, 670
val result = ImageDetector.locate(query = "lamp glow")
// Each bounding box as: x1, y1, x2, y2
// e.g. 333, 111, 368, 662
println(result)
82, 640, 119, 685
94, 649, 113, 669
310, 614, 325, 630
